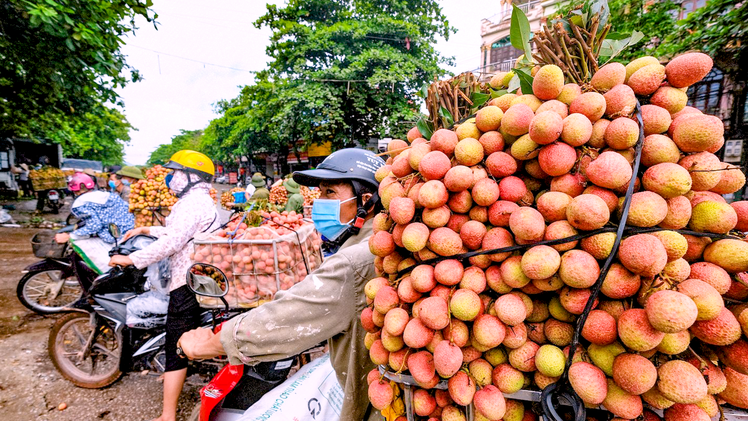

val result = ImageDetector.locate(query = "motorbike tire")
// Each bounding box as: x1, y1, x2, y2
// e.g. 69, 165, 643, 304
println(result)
17, 270, 84, 314
49, 312, 123, 388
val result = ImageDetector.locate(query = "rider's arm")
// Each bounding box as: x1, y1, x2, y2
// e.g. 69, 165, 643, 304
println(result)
218, 244, 368, 365
127, 205, 204, 269
71, 214, 107, 242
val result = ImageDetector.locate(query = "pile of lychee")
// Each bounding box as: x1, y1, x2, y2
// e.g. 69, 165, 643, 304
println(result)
364, 51, 748, 421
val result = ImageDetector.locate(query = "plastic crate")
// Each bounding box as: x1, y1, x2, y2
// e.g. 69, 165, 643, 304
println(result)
192, 223, 324, 308
31, 231, 68, 259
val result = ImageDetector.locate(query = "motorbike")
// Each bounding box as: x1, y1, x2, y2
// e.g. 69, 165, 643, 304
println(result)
47, 228, 171, 388
47, 227, 247, 389
17, 224, 89, 314
183, 263, 325, 421
46, 188, 62, 213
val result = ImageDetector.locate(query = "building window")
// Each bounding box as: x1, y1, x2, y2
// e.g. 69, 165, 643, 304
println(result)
490, 37, 523, 72
679, 0, 706, 19
687, 68, 723, 115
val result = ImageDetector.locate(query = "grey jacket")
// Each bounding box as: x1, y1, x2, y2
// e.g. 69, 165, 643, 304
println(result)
220, 218, 378, 421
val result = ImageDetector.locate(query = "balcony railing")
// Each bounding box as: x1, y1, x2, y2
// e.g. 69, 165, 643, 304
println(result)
485, 1, 541, 23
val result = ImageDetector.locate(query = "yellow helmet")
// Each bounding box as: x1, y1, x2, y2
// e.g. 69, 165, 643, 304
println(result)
164, 150, 215, 182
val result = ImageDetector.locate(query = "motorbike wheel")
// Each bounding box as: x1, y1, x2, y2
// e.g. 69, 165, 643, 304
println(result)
17, 270, 84, 314
49, 312, 123, 388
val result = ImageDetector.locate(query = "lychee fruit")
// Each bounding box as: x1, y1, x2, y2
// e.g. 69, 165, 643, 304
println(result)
645, 290, 698, 333
617, 308, 665, 351
568, 362, 608, 405
503, 104, 535, 136
538, 142, 576, 176
657, 360, 708, 404
612, 353, 657, 395
570, 92, 606, 122
586, 151, 633, 190
475, 105, 504, 132
618, 234, 668, 277
561, 113, 593, 146
529, 111, 563, 145
582, 309, 618, 346
665, 52, 713, 88
566, 194, 610, 230
603, 84, 637, 117
628, 63, 666, 95
430, 129, 459, 156
533, 64, 564, 100
591, 62, 625, 92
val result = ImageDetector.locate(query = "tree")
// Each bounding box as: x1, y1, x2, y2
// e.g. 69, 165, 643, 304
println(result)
254, 0, 454, 150
200, 78, 283, 168
0, 0, 155, 138
147, 130, 204, 166
44, 106, 134, 166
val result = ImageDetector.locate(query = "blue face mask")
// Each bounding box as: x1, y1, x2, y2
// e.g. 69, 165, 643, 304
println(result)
108, 180, 118, 190
165, 173, 173, 189
311, 197, 356, 241
121, 179, 131, 187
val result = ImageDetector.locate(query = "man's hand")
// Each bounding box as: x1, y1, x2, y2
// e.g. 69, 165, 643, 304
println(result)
54, 233, 70, 244
109, 255, 133, 267
178, 327, 226, 360
122, 226, 150, 241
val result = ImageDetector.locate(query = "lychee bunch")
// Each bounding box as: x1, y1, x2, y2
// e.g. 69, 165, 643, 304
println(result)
365, 52, 748, 421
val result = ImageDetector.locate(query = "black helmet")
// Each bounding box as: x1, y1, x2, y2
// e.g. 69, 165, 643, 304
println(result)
293, 148, 384, 191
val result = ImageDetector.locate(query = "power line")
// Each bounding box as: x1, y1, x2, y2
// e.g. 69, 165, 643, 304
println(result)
127, 45, 258, 73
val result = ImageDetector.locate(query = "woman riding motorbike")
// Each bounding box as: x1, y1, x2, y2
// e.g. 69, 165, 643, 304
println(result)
55, 173, 134, 245
178, 148, 385, 421
108, 150, 220, 421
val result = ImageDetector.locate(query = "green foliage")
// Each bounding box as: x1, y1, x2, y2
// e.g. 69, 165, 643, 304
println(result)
555, 0, 679, 63
658, 0, 748, 74
0, 0, 154, 150
42, 106, 133, 166
250, 0, 454, 149
200, 78, 282, 163
147, 130, 204, 166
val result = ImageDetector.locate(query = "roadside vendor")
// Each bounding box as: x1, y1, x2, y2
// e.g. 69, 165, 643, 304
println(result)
178, 148, 385, 421
248, 172, 270, 201
109, 165, 144, 202
283, 178, 305, 213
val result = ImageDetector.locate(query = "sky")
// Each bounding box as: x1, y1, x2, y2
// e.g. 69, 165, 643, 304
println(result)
118, 0, 498, 165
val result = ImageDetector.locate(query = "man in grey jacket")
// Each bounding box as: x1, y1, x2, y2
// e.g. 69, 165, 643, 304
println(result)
178, 148, 385, 421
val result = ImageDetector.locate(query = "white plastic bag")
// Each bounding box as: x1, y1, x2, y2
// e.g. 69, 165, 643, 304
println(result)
70, 237, 113, 274
0, 209, 12, 224
126, 290, 169, 328
240, 353, 343, 421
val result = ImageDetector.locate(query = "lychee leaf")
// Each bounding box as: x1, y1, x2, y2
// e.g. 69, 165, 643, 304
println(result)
507, 74, 521, 94
514, 69, 534, 95
416, 118, 433, 140
510, 5, 533, 61
439, 107, 454, 129
470, 92, 491, 109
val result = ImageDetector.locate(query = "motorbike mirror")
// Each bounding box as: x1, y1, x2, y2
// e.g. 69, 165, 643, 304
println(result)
108, 223, 121, 239
187, 264, 229, 297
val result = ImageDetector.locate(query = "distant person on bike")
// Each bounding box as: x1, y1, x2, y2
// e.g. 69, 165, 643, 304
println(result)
108, 150, 220, 421
54, 173, 134, 245
109, 165, 144, 202
178, 148, 385, 421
